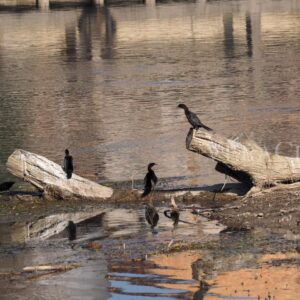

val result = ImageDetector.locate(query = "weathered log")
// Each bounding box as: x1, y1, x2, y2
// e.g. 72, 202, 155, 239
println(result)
186, 129, 300, 187
6, 149, 113, 200
23, 264, 80, 272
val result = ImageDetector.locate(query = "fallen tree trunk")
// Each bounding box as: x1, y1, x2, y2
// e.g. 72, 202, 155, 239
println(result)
6, 149, 113, 200
186, 129, 300, 188
23, 264, 80, 272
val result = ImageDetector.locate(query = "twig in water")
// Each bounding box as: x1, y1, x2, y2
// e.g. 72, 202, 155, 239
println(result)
167, 239, 174, 250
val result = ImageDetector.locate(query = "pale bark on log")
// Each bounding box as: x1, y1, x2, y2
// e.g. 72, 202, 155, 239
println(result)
6, 149, 113, 200
186, 129, 300, 187
23, 264, 80, 272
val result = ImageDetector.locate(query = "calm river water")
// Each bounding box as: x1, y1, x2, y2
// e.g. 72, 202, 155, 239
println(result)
0, 0, 300, 188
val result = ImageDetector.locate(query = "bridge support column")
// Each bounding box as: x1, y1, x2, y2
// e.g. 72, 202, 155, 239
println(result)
93, 0, 105, 6
145, 0, 156, 6
37, 0, 49, 10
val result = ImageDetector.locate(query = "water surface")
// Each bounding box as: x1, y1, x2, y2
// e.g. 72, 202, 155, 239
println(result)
0, 0, 299, 188
0, 206, 224, 299
0, 206, 298, 299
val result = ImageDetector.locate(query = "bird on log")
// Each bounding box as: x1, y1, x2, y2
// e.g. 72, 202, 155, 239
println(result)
66, 220, 77, 241
142, 163, 158, 197
164, 197, 180, 226
63, 149, 74, 179
178, 103, 212, 131
145, 203, 159, 228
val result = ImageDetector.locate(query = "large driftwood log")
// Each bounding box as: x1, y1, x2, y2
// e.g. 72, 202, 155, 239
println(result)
186, 129, 300, 187
6, 149, 113, 200
23, 264, 80, 272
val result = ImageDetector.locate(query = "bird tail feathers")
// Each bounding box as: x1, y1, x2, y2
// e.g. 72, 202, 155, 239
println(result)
202, 124, 213, 131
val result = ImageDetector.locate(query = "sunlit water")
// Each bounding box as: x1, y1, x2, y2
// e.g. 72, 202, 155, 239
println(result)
0, 0, 300, 188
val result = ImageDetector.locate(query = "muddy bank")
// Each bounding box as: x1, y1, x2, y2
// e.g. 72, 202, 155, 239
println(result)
0, 180, 299, 235
0, 185, 299, 300
0, 193, 103, 223
0, 180, 238, 222
210, 189, 300, 234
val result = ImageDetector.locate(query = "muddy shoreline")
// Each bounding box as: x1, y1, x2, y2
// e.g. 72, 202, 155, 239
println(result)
0, 183, 299, 235
0, 183, 299, 300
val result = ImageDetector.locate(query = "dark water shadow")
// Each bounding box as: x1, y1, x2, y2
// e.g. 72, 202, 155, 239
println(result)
158, 182, 251, 196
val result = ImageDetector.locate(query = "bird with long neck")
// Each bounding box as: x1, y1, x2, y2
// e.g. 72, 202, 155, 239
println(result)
164, 196, 180, 226
165, 197, 195, 225
63, 149, 74, 179
178, 103, 212, 131
141, 163, 158, 198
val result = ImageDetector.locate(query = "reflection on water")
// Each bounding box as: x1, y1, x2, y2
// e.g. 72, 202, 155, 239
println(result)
103, 207, 220, 299
0, 0, 299, 188
0, 206, 223, 299
0, 206, 299, 299
205, 252, 300, 300
108, 251, 202, 299
0, 208, 106, 246
149, 252, 201, 294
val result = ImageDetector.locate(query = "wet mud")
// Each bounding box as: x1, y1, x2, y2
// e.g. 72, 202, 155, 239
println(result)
0, 195, 299, 299
210, 188, 300, 234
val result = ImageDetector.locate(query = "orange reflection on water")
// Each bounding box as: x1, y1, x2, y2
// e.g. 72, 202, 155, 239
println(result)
205, 252, 300, 300
149, 251, 201, 296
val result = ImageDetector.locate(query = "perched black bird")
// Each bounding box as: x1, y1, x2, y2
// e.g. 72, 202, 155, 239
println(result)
63, 149, 73, 179
178, 103, 212, 131
145, 203, 159, 228
66, 220, 77, 241
142, 163, 158, 198
164, 197, 180, 225
0, 181, 15, 193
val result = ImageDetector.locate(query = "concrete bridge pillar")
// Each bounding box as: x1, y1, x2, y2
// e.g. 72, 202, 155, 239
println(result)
145, 0, 156, 6
37, 0, 49, 10
93, 0, 105, 6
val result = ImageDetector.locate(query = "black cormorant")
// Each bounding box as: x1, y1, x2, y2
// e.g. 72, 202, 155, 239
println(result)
63, 149, 73, 179
0, 181, 15, 193
145, 203, 159, 228
66, 220, 77, 241
164, 197, 180, 225
142, 163, 157, 197
178, 103, 212, 131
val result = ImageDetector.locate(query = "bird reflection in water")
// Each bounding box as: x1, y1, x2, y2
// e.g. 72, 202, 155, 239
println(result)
164, 196, 180, 226
145, 203, 159, 230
